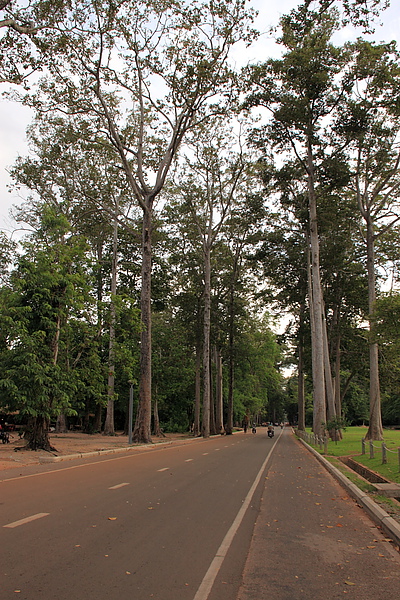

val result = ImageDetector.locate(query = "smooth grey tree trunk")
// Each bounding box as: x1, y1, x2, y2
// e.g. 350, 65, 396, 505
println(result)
215, 347, 224, 434
364, 219, 383, 440
193, 343, 201, 436
202, 242, 212, 438
297, 304, 306, 431
307, 141, 327, 436
133, 202, 153, 443
322, 306, 337, 424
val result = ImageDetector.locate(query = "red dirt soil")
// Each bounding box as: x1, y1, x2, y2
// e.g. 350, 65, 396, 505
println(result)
0, 431, 191, 471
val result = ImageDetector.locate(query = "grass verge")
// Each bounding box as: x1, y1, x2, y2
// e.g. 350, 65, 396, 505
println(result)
297, 427, 400, 523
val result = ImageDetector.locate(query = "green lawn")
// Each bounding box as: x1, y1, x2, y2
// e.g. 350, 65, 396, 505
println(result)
301, 427, 400, 484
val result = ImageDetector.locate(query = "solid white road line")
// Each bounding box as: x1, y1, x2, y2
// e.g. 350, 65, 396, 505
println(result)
192, 431, 282, 600
108, 482, 130, 489
3, 512, 50, 528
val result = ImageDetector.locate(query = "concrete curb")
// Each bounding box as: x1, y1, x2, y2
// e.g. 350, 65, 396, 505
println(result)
297, 436, 400, 548
38, 435, 202, 464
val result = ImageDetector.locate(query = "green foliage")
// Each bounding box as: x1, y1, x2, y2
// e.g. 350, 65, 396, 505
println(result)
0, 206, 95, 428
152, 311, 196, 432
375, 292, 400, 380
375, 293, 400, 425
342, 376, 369, 425
232, 315, 283, 421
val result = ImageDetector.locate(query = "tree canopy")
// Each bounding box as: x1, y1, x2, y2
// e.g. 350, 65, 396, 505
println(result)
0, 0, 399, 447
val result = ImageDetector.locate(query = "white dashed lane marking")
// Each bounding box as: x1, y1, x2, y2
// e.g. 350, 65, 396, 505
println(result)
108, 483, 130, 489
3, 513, 50, 528
158, 467, 170, 472
185, 459, 194, 462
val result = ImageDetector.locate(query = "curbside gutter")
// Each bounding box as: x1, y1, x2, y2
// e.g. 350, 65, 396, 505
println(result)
297, 436, 400, 548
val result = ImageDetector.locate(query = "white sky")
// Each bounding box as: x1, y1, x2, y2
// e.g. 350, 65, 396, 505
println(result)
1, 0, 400, 233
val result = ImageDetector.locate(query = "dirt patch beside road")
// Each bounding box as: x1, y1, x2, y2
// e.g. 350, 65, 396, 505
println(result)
0, 431, 192, 471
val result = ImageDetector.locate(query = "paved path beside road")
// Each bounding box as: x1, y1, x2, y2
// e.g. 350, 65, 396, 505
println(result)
237, 428, 400, 600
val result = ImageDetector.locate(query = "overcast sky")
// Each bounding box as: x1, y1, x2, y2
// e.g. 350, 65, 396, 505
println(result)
1, 0, 400, 233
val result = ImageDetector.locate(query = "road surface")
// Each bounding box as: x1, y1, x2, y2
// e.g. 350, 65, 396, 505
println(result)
1, 429, 276, 600
1, 428, 400, 600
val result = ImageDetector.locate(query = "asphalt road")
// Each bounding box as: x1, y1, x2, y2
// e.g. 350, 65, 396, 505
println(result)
2, 429, 400, 600
1, 429, 279, 600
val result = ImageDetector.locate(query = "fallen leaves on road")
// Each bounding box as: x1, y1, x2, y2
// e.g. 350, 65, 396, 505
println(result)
344, 581, 356, 586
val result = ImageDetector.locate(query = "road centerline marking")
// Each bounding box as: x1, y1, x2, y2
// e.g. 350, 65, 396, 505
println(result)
108, 482, 130, 489
3, 512, 50, 529
158, 467, 169, 472
193, 430, 282, 600
185, 459, 193, 462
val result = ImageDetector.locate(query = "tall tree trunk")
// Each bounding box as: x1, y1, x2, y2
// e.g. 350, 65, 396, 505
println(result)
297, 303, 306, 431
52, 313, 66, 437
322, 306, 336, 424
153, 392, 165, 437
209, 352, 216, 435
226, 352, 234, 435
226, 266, 236, 435
56, 413, 68, 433
364, 218, 383, 440
104, 218, 118, 435
133, 201, 153, 443
202, 243, 211, 438
334, 330, 342, 419
93, 241, 105, 435
307, 140, 327, 436
215, 347, 224, 434
94, 403, 102, 433
27, 416, 56, 451
193, 341, 201, 436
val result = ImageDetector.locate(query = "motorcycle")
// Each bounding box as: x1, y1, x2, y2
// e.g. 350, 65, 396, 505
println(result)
267, 428, 274, 438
